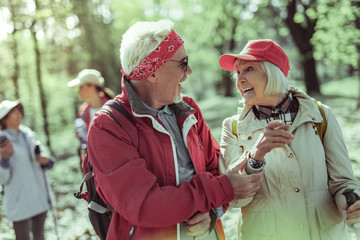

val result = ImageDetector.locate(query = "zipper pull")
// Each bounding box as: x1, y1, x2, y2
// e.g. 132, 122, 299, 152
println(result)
129, 227, 135, 239
198, 140, 203, 149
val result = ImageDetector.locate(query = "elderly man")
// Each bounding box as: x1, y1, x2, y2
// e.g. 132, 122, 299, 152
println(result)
87, 20, 264, 240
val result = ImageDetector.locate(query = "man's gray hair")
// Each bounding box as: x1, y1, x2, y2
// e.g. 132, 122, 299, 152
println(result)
120, 20, 174, 76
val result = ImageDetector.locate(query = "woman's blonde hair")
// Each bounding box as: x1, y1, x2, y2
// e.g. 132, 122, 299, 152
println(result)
120, 20, 174, 75
260, 61, 289, 95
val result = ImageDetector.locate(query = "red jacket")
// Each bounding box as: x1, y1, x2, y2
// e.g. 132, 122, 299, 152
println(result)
87, 78, 234, 240
78, 96, 111, 130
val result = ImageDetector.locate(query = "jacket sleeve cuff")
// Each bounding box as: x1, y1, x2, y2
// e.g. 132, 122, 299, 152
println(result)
218, 174, 235, 204
244, 151, 266, 174
212, 206, 224, 220
42, 157, 55, 170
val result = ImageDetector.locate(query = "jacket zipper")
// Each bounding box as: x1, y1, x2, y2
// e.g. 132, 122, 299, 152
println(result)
129, 226, 135, 240
198, 139, 204, 149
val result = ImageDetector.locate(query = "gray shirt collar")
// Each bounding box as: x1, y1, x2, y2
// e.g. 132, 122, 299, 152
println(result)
143, 104, 173, 117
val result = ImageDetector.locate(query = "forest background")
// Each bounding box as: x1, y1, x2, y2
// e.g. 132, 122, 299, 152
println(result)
0, 0, 359, 239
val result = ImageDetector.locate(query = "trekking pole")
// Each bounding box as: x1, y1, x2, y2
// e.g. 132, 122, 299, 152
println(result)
35, 144, 60, 240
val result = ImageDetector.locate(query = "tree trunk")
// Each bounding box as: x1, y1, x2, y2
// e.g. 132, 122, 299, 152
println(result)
31, 29, 51, 150
9, 2, 20, 99
30, 0, 51, 150
301, 53, 320, 94
285, 0, 321, 94
71, 0, 120, 93
352, 0, 360, 109
222, 16, 238, 97
10, 31, 20, 99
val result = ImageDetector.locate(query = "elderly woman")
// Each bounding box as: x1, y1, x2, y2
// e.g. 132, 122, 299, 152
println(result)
0, 100, 55, 240
218, 39, 360, 240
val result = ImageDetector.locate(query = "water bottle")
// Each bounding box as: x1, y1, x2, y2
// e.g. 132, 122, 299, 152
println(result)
74, 118, 87, 149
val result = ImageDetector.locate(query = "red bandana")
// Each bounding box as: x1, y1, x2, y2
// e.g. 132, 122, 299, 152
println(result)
124, 30, 184, 80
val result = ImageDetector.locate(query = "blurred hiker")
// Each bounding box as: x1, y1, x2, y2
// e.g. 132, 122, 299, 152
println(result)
86, 20, 264, 240
218, 39, 360, 239
67, 69, 115, 164
0, 100, 55, 240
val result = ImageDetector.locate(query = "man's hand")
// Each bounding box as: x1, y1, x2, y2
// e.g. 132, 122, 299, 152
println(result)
341, 200, 360, 225
226, 159, 264, 200
0, 140, 13, 159
185, 212, 211, 237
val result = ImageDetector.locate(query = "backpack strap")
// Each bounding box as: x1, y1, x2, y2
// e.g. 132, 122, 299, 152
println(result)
74, 171, 93, 199
102, 99, 135, 127
100, 99, 139, 150
313, 100, 327, 142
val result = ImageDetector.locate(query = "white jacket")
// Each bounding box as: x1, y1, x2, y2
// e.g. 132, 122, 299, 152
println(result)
0, 125, 54, 222
219, 87, 360, 240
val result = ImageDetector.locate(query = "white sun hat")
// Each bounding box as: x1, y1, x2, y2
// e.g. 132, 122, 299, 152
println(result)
0, 100, 22, 120
67, 69, 105, 88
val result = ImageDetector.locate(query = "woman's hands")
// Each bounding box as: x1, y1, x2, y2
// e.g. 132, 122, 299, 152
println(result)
251, 120, 294, 160
0, 140, 13, 159
35, 156, 51, 166
341, 200, 360, 225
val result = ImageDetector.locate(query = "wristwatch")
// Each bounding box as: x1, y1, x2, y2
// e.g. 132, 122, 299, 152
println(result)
245, 151, 266, 174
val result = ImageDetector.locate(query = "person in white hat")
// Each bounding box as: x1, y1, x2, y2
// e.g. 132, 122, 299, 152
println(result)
68, 69, 115, 130
68, 69, 115, 164
0, 100, 55, 240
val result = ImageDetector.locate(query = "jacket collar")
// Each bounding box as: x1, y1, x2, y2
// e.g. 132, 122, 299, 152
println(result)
121, 77, 195, 119
236, 86, 324, 135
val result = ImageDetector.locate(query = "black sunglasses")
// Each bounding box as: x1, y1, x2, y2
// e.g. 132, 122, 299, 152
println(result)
170, 56, 188, 72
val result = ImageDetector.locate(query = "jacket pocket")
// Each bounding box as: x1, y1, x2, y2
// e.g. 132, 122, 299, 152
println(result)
315, 202, 349, 240
241, 211, 276, 239
315, 202, 342, 230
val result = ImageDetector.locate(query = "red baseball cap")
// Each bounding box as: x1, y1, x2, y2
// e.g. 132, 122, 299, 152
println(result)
219, 39, 290, 77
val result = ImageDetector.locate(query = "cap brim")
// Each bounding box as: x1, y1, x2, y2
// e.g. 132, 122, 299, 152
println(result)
103, 87, 115, 99
219, 54, 266, 71
0, 100, 21, 120
67, 78, 81, 88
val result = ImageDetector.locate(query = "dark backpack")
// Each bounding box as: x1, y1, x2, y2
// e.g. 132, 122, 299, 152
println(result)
74, 99, 136, 240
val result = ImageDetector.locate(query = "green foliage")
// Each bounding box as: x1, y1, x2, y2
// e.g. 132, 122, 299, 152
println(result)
313, 0, 360, 67
294, 12, 306, 23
